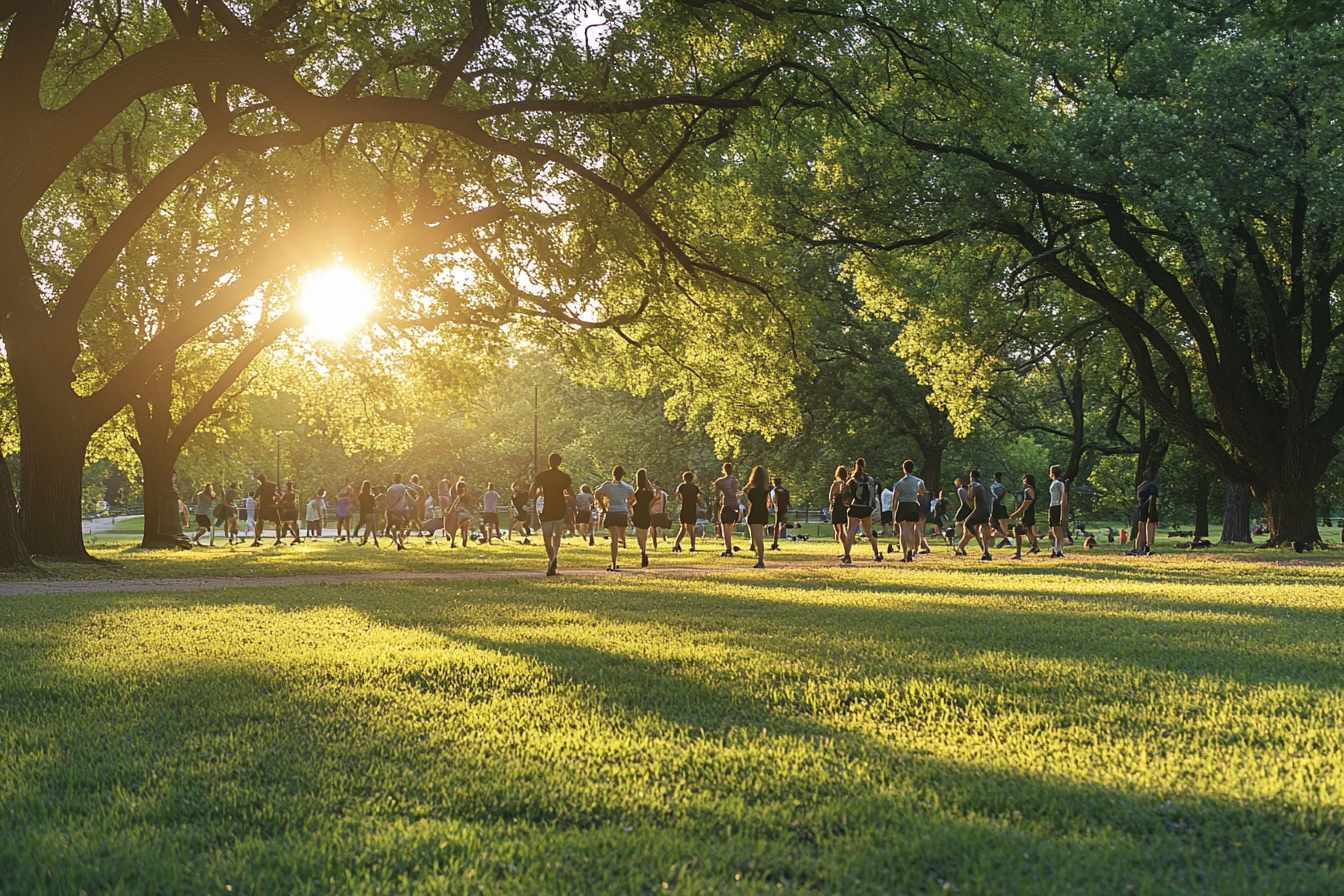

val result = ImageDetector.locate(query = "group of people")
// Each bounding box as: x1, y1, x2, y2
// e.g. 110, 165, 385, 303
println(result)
183, 454, 1162, 572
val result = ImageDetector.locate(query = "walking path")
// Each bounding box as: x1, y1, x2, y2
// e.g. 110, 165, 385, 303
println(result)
0, 564, 799, 597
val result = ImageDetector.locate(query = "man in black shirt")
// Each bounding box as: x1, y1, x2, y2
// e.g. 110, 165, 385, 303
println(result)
531, 453, 576, 576
1130, 469, 1159, 557
251, 473, 280, 547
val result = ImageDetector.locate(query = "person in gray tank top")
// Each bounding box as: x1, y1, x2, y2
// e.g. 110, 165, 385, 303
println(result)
891, 459, 926, 563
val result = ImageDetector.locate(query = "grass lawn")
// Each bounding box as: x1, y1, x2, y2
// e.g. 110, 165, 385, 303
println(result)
1, 549, 1342, 894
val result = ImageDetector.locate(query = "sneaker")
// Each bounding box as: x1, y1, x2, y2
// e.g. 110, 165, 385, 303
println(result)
753, 560, 765, 569
873, 554, 883, 562
641, 553, 649, 568
981, 553, 993, 561
841, 556, 852, 565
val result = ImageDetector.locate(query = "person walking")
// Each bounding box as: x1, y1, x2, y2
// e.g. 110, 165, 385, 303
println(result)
1007, 473, 1040, 559
335, 482, 353, 542
447, 478, 472, 547
244, 488, 256, 539
673, 471, 705, 553
829, 465, 851, 562
879, 481, 895, 538
990, 472, 1012, 548
595, 465, 635, 571
1129, 470, 1159, 557
630, 468, 655, 568
355, 480, 378, 546
530, 455, 576, 576
649, 479, 670, 550
845, 458, 883, 563
744, 465, 770, 568
191, 483, 215, 546
280, 481, 301, 544
223, 482, 240, 544
713, 462, 742, 558
1048, 465, 1069, 558
956, 470, 993, 560
510, 482, 532, 543
768, 476, 790, 550
481, 482, 502, 544
305, 492, 323, 539
575, 485, 596, 545
891, 460, 925, 563
385, 473, 415, 550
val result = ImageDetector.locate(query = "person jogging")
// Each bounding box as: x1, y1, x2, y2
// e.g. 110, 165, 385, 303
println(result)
829, 465, 851, 562
953, 477, 970, 544
1008, 473, 1040, 560
649, 479, 670, 549
846, 458, 883, 563
1130, 469, 1158, 557
768, 476, 790, 550
713, 462, 741, 558
744, 465, 770, 568
243, 489, 256, 539
482, 482, 502, 544
192, 483, 215, 546
385, 473, 417, 551
1048, 465, 1069, 558
989, 472, 1012, 547
879, 482, 895, 538
956, 470, 993, 560
355, 480, 378, 546
891, 460, 925, 563
509, 482, 531, 543
673, 471, 705, 553
595, 465, 636, 571
530, 453, 576, 576
576, 485, 596, 545
630, 468, 655, 568
279, 481, 301, 544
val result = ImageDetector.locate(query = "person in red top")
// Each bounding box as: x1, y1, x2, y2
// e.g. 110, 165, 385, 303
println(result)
530, 453, 576, 576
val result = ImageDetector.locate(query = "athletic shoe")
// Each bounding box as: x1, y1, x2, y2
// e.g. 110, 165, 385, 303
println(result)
841, 556, 852, 565
873, 554, 883, 562
980, 553, 993, 561
641, 553, 649, 568
753, 560, 765, 569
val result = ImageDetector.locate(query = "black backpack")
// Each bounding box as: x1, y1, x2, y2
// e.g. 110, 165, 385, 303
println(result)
850, 476, 873, 508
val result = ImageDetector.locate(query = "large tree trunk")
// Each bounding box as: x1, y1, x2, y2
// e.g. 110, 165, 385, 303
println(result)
136, 442, 191, 549
1193, 469, 1210, 539
1220, 481, 1252, 544
17, 404, 96, 562
920, 440, 945, 496
0, 456, 35, 570
1255, 477, 1321, 546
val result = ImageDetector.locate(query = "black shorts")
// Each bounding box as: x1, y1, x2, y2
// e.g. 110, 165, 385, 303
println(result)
720, 507, 740, 525
965, 509, 990, 527
880, 509, 893, 525
1136, 506, 1159, 524
606, 511, 629, 529
848, 505, 872, 520
748, 512, 768, 526
195, 514, 212, 528
831, 504, 848, 526
483, 512, 499, 525
576, 509, 592, 524
1049, 506, 1063, 527
992, 502, 1008, 520
679, 511, 698, 526
1020, 511, 1036, 529
281, 509, 298, 522
955, 505, 970, 522
653, 512, 672, 529
260, 506, 279, 522
895, 502, 920, 523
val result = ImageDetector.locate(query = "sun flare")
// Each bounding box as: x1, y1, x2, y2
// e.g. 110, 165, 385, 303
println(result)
300, 265, 373, 340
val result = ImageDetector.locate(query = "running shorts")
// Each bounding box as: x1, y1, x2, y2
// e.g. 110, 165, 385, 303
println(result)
880, 509, 893, 525
483, 512, 499, 526
606, 511, 629, 529
719, 507, 740, 525
895, 501, 920, 523
1049, 506, 1063, 527
195, 514, 212, 528
992, 502, 1008, 520
848, 504, 873, 520
965, 509, 990, 527
576, 509, 592, 524
955, 505, 970, 522
653, 512, 672, 529
1136, 504, 1159, 524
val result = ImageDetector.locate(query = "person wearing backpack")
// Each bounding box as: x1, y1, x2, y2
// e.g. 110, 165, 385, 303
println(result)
845, 458, 884, 563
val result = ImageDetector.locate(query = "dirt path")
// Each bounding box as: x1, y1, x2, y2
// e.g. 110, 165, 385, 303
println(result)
0, 563, 808, 597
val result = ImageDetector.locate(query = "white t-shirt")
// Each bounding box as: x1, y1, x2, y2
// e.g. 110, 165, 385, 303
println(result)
387, 482, 412, 512
596, 480, 635, 512
244, 495, 256, 518
483, 490, 500, 513
306, 499, 322, 521
880, 487, 894, 512
1049, 479, 1066, 507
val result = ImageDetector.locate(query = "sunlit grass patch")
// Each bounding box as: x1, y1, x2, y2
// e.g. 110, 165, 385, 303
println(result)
1, 562, 1342, 893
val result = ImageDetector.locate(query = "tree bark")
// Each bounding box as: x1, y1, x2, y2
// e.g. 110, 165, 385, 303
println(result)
136, 442, 191, 549
16, 402, 95, 561
1220, 481, 1252, 544
1255, 477, 1322, 546
0, 456, 35, 570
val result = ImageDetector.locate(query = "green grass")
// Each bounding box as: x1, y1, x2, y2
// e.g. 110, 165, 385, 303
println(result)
1, 550, 1342, 894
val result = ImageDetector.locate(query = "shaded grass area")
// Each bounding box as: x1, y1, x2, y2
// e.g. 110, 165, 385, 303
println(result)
2, 561, 1343, 894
